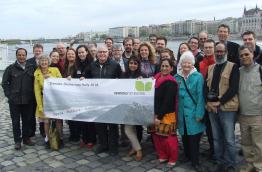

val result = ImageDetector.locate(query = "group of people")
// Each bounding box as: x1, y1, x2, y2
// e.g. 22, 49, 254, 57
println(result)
2, 24, 262, 172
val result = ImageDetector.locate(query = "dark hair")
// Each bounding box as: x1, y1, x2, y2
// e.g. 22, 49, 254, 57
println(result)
33, 43, 43, 51
76, 45, 92, 66
49, 50, 59, 57
149, 34, 157, 38
160, 48, 175, 61
218, 24, 230, 33
88, 42, 97, 47
125, 56, 141, 78
122, 37, 134, 46
188, 36, 199, 49
64, 48, 77, 77
160, 58, 174, 68
177, 42, 190, 62
156, 36, 167, 45
241, 30, 256, 39
16, 48, 27, 56
204, 39, 216, 46
239, 45, 253, 53
105, 37, 113, 44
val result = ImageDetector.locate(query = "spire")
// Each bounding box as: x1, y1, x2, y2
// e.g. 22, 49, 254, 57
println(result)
244, 5, 246, 14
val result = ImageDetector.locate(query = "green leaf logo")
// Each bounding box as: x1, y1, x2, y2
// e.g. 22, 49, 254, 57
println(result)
135, 81, 144, 91
145, 82, 152, 91
135, 81, 152, 91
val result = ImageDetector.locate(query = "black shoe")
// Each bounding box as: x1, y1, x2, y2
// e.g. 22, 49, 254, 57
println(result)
109, 149, 118, 156
193, 164, 205, 172
14, 143, 21, 150
23, 139, 35, 146
95, 145, 108, 154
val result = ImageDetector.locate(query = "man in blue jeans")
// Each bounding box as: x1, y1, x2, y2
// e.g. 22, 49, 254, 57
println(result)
205, 43, 239, 172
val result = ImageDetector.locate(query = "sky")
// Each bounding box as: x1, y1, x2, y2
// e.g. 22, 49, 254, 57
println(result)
0, 0, 261, 39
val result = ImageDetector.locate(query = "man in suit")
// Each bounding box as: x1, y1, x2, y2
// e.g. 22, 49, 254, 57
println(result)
217, 24, 240, 67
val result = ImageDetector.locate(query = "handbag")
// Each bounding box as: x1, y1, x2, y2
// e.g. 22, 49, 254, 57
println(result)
48, 120, 60, 150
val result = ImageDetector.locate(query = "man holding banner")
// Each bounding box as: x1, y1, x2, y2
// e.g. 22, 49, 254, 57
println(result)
90, 45, 122, 155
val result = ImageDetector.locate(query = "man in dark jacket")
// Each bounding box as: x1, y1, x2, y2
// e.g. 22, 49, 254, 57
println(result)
242, 30, 262, 65
90, 45, 122, 155
217, 24, 240, 67
2, 48, 35, 150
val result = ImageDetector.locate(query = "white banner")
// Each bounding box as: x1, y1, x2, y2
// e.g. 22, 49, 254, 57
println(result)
43, 78, 155, 125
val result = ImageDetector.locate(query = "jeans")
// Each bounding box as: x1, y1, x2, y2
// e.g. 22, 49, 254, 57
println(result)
209, 110, 236, 167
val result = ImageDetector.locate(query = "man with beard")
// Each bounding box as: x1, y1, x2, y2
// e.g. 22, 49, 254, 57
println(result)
122, 37, 135, 60
155, 36, 167, 64
206, 43, 239, 172
242, 30, 262, 65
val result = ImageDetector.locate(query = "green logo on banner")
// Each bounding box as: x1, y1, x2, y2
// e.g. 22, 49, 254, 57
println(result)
135, 81, 152, 91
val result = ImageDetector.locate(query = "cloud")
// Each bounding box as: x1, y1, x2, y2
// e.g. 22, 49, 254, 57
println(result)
0, 0, 261, 39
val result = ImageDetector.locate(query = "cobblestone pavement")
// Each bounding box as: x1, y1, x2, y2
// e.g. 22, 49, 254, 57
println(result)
0, 87, 244, 172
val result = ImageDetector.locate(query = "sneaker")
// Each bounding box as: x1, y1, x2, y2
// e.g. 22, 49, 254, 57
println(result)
14, 143, 21, 150
23, 139, 35, 146
159, 159, 168, 163
167, 162, 176, 167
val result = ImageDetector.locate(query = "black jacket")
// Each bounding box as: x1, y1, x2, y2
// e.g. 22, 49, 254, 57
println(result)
73, 60, 92, 78
226, 41, 240, 67
26, 57, 38, 70
2, 61, 35, 104
90, 59, 122, 79
254, 45, 262, 65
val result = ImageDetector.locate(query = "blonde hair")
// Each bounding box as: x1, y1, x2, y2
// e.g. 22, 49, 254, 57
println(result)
138, 42, 157, 64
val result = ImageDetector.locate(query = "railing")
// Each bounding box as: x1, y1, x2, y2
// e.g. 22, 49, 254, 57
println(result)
0, 44, 13, 71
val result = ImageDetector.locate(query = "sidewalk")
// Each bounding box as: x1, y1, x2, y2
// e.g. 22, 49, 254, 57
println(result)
0, 88, 243, 172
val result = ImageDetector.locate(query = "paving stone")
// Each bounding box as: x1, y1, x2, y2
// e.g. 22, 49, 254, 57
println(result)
12, 157, 25, 163
49, 160, 64, 168
55, 155, 66, 160
146, 169, 164, 172
97, 152, 109, 158
1, 160, 13, 166
128, 167, 146, 172
23, 148, 36, 154
107, 169, 122, 172
83, 151, 95, 157
16, 162, 27, 167
76, 159, 90, 165
86, 161, 102, 168
91, 167, 105, 172
127, 160, 142, 167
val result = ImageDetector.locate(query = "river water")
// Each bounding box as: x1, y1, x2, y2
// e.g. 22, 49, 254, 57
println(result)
1, 39, 261, 79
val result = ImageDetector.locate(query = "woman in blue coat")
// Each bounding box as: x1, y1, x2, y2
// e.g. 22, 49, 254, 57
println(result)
174, 51, 206, 172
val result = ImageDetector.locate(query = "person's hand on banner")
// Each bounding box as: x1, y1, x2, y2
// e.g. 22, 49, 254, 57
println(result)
67, 76, 72, 80
80, 77, 85, 80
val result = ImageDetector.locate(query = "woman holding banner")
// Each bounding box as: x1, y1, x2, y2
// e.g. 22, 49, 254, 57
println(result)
123, 56, 143, 161
34, 55, 63, 148
74, 45, 96, 149
153, 58, 178, 167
